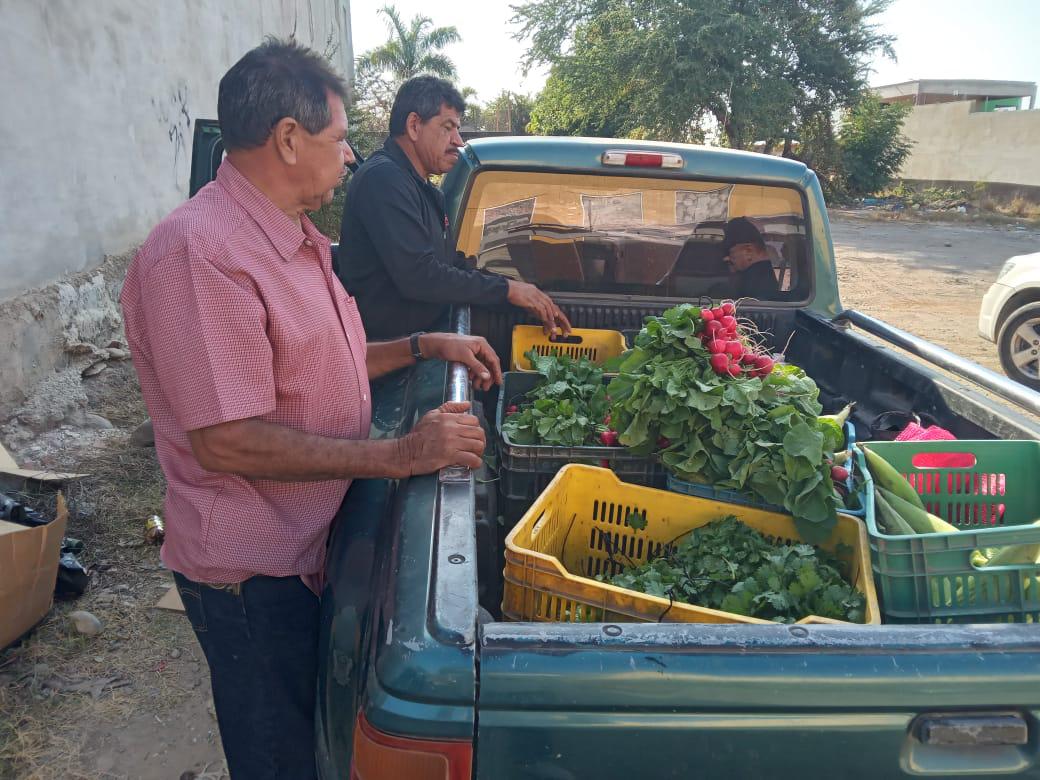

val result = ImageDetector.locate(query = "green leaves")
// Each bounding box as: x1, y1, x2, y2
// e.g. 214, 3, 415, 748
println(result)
608, 305, 840, 536
782, 422, 824, 463
515, 0, 895, 147
502, 350, 610, 446
505, 397, 594, 446
601, 516, 865, 623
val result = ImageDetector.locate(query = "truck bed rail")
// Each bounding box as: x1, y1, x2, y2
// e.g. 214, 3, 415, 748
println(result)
430, 306, 478, 647
838, 308, 1040, 417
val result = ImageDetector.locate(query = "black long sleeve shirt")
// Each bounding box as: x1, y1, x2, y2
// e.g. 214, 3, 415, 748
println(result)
736, 259, 781, 299
337, 137, 509, 339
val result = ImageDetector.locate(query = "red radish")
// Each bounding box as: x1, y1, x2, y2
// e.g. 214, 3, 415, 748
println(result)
705, 320, 723, 336
711, 307, 725, 319
725, 361, 742, 377
600, 430, 619, 447
719, 315, 737, 331
700, 309, 715, 322
831, 465, 850, 482
721, 301, 736, 316
740, 352, 759, 365
755, 356, 774, 373
657, 436, 671, 448
707, 338, 727, 354
724, 341, 743, 359
709, 354, 730, 374
506, 405, 519, 415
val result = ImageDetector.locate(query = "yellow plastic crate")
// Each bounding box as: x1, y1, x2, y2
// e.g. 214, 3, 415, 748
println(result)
510, 325, 627, 372
503, 465, 880, 625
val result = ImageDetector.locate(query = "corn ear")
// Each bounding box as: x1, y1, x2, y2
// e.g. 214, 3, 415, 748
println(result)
876, 487, 953, 535
982, 521, 1040, 567
861, 446, 927, 513
874, 488, 915, 535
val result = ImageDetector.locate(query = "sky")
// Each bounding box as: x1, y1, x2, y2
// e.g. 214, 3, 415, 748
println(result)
349, 0, 1040, 104
350, 1, 549, 102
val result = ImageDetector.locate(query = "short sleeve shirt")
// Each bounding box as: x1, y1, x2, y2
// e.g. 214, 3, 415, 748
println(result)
120, 160, 371, 583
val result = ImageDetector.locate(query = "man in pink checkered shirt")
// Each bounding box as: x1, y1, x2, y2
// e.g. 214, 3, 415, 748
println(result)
120, 39, 501, 779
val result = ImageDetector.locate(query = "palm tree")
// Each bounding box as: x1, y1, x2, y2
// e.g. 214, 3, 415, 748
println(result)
361, 5, 461, 83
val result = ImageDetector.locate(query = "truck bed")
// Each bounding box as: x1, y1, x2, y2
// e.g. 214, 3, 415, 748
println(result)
470, 303, 1040, 779
319, 303, 1040, 780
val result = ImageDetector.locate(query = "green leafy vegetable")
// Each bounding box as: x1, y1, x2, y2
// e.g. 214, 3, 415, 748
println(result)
600, 516, 865, 624
502, 350, 610, 446
607, 304, 841, 541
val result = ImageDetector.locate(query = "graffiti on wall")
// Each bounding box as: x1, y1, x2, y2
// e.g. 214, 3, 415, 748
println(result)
151, 82, 191, 188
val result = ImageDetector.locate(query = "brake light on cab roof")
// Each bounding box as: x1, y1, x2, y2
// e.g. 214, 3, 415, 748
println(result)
601, 149, 684, 169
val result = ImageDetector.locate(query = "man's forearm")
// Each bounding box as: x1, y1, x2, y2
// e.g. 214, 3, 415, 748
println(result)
189, 419, 410, 481
366, 336, 416, 379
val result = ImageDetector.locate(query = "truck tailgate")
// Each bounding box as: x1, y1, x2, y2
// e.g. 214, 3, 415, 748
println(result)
477, 622, 1040, 779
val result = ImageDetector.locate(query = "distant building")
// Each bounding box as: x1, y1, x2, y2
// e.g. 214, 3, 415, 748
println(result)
876, 79, 1036, 111
874, 78, 1040, 200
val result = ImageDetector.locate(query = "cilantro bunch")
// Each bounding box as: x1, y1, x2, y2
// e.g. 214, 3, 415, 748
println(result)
607, 304, 843, 541
601, 516, 865, 624
502, 350, 609, 447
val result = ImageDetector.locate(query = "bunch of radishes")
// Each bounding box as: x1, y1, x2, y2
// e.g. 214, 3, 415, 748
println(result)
699, 302, 774, 379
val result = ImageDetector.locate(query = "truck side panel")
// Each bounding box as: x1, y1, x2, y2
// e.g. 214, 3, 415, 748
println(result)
477, 624, 1040, 779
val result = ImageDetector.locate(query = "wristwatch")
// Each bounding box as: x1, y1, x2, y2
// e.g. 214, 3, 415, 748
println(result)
409, 331, 426, 361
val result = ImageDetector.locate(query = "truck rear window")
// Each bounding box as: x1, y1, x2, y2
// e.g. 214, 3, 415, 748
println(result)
455, 171, 810, 302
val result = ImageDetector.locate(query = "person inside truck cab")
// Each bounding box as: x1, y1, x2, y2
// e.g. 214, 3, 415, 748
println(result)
337, 75, 571, 340
120, 40, 502, 780
721, 216, 781, 299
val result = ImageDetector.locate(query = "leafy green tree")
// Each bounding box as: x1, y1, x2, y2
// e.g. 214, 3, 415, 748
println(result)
794, 110, 847, 200
838, 93, 912, 196
347, 58, 396, 155
514, 0, 894, 147
484, 91, 536, 133
460, 86, 487, 130
361, 5, 461, 82
794, 92, 912, 201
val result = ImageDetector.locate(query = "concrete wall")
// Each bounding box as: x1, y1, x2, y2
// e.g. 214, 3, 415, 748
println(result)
0, 0, 352, 418
898, 101, 1040, 188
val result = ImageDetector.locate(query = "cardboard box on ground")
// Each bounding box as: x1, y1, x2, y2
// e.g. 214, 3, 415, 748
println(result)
0, 495, 68, 648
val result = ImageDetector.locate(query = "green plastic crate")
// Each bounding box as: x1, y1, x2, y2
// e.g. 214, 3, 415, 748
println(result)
864, 440, 1040, 624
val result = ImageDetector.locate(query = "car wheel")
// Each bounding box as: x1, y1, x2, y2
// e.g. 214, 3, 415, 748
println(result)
997, 303, 1040, 390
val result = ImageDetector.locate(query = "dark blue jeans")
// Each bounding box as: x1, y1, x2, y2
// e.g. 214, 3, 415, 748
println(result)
173, 571, 319, 779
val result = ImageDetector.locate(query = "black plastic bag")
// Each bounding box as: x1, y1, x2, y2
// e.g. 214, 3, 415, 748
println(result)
55, 541, 89, 598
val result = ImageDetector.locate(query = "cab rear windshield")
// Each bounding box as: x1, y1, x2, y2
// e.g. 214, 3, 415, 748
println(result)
455, 171, 810, 302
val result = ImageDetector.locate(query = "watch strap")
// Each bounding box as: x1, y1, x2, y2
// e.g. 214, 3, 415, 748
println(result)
409, 331, 426, 361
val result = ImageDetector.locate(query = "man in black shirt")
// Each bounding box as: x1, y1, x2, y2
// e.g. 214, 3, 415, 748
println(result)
721, 217, 781, 300
338, 76, 570, 340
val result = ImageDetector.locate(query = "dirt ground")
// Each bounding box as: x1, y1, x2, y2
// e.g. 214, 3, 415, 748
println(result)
0, 365, 228, 780
1, 211, 1039, 780
831, 210, 1039, 374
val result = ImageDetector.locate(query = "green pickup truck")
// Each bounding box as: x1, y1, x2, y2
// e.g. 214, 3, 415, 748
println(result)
188, 128, 1040, 779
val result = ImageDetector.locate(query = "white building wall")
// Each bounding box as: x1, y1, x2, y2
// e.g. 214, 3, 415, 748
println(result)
0, 0, 352, 301
0, 0, 352, 417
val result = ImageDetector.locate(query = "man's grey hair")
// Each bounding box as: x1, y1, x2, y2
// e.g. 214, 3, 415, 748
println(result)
218, 37, 348, 151
389, 75, 465, 136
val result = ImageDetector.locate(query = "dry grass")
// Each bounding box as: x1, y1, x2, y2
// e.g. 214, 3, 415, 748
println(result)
1006, 196, 1040, 220
830, 206, 1040, 230
0, 367, 215, 779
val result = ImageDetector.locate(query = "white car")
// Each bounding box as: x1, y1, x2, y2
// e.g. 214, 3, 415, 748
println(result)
978, 251, 1040, 389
